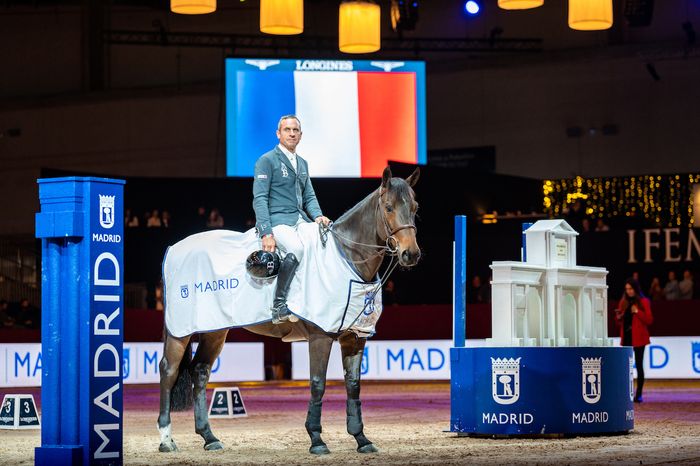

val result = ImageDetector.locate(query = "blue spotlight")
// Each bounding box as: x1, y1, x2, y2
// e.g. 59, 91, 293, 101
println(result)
465, 1, 480, 15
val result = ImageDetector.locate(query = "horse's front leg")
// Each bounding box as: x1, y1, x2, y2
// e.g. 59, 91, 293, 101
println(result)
192, 330, 228, 451
305, 329, 334, 455
339, 332, 378, 453
158, 335, 192, 453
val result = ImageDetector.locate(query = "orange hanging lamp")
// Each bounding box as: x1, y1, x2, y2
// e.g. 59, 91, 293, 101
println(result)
339, 1, 381, 54
170, 0, 216, 15
498, 0, 544, 10
260, 0, 304, 35
568, 0, 613, 31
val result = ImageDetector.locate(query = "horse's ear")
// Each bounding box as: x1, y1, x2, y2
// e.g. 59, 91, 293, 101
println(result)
406, 167, 420, 187
381, 166, 392, 189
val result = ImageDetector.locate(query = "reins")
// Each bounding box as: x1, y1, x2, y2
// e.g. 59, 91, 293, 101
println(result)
325, 187, 416, 266
320, 186, 416, 326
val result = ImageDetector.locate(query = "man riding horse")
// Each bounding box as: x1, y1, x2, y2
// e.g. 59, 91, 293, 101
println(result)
253, 115, 331, 324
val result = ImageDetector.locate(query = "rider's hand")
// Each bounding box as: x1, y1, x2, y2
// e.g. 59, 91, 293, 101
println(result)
262, 234, 276, 252
315, 216, 331, 226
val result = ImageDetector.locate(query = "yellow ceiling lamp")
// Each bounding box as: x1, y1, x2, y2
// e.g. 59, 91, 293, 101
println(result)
260, 0, 304, 35
498, 0, 544, 10
171, 0, 216, 14
568, 0, 613, 31
339, 1, 381, 54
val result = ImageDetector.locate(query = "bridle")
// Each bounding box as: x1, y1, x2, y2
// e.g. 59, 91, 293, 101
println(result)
376, 187, 417, 255
328, 187, 417, 263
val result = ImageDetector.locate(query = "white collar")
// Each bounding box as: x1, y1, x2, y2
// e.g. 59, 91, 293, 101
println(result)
278, 144, 297, 160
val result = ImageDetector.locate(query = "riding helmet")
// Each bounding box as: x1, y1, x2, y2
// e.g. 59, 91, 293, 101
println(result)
246, 250, 281, 279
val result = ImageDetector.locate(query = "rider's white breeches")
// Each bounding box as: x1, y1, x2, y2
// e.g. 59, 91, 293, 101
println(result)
272, 222, 305, 261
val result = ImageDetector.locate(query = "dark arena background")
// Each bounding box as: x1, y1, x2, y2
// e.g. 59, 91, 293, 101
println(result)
1, 1, 700, 465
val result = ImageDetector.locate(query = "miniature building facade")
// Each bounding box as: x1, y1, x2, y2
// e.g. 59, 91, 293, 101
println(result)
488, 219, 612, 347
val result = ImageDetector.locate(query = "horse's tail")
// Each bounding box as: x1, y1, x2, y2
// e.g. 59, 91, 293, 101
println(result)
170, 339, 194, 411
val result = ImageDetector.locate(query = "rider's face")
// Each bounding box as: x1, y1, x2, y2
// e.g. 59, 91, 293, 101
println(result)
277, 118, 302, 153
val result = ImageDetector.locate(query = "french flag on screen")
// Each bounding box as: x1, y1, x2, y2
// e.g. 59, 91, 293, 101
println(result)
226, 59, 426, 178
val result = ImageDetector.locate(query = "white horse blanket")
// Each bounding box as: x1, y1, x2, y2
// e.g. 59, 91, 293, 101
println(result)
163, 223, 383, 338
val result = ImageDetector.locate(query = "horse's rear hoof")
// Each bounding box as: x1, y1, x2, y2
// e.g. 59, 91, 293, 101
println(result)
204, 440, 224, 451
357, 444, 379, 454
159, 441, 179, 453
309, 444, 331, 455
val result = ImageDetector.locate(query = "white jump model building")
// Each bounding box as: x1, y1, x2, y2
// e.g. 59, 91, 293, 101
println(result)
488, 220, 613, 348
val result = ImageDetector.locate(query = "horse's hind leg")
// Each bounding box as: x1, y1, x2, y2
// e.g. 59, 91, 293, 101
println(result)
339, 332, 377, 453
158, 334, 192, 452
305, 328, 334, 455
192, 329, 228, 451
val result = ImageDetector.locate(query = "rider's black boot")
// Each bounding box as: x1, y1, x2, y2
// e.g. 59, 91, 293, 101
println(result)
271, 253, 299, 324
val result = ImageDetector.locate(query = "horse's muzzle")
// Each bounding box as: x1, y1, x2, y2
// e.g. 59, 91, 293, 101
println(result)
399, 248, 421, 267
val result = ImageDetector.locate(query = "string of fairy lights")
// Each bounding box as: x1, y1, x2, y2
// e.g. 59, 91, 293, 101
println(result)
543, 174, 700, 227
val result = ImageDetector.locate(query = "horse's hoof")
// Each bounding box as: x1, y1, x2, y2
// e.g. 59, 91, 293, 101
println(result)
204, 440, 224, 451
159, 441, 179, 453
309, 444, 331, 455
357, 443, 379, 454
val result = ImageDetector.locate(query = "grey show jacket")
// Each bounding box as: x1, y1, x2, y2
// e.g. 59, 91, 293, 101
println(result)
253, 146, 323, 238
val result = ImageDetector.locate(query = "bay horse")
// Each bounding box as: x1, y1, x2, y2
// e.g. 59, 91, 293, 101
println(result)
157, 166, 420, 455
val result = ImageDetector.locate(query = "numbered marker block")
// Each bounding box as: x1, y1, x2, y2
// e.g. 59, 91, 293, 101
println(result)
208, 387, 247, 419
0, 394, 41, 429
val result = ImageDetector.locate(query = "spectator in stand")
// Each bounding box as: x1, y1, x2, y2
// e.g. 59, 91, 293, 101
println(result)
383, 279, 399, 306
594, 218, 610, 232
16, 298, 40, 329
581, 218, 591, 233
679, 270, 694, 300
468, 275, 488, 304
196, 206, 208, 229
125, 208, 140, 228
663, 270, 680, 300
0, 299, 15, 327
632, 271, 642, 290
648, 277, 663, 301
161, 210, 172, 229
207, 208, 224, 229
614, 278, 653, 403
147, 209, 162, 228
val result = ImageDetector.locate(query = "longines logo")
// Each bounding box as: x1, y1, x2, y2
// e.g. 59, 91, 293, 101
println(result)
295, 60, 353, 71
491, 357, 520, 405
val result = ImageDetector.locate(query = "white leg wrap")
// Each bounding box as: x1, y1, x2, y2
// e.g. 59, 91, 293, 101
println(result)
158, 423, 172, 443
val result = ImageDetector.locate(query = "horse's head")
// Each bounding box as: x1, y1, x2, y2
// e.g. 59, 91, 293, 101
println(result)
378, 166, 421, 267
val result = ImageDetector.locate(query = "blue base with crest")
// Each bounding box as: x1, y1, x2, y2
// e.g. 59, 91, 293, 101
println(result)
450, 346, 635, 436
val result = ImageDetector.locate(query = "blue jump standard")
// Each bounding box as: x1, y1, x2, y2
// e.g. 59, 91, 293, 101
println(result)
35, 177, 125, 466
450, 346, 634, 436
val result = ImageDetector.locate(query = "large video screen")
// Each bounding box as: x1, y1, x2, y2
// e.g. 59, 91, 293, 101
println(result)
225, 58, 426, 177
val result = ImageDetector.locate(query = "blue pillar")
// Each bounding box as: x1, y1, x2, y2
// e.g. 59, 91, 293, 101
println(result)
453, 215, 467, 348
521, 222, 534, 262
35, 177, 125, 466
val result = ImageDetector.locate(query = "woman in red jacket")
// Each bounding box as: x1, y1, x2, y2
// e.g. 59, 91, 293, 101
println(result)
615, 278, 654, 402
